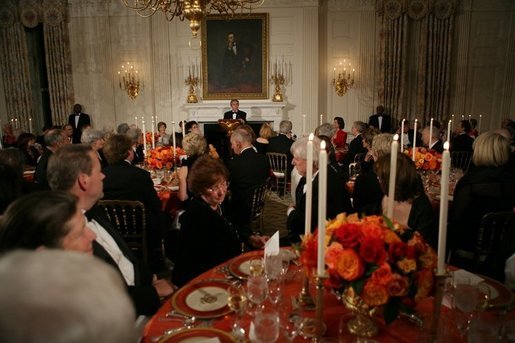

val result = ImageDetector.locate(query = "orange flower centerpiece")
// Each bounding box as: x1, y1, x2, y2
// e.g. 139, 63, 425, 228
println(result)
404, 147, 442, 171
300, 213, 437, 337
146, 146, 185, 170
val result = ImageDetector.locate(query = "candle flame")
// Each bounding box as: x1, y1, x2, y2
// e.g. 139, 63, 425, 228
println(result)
320, 140, 326, 150
393, 134, 399, 141
444, 141, 450, 150
308, 133, 314, 140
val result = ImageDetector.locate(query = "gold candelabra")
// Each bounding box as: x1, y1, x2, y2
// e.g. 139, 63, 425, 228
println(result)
269, 58, 290, 102
184, 62, 199, 103
331, 59, 355, 96
118, 62, 142, 100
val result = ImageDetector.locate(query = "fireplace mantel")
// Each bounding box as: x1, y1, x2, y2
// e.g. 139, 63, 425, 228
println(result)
183, 100, 285, 130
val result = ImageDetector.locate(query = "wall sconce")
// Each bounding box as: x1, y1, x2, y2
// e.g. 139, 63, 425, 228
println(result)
269, 57, 291, 102
118, 62, 143, 100
185, 61, 200, 103
331, 60, 355, 96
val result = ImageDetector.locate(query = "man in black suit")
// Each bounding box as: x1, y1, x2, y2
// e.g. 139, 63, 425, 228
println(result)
340, 121, 368, 172
268, 120, 294, 173
451, 120, 475, 151
35, 128, 68, 189
226, 127, 270, 249
421, 126, 444, 153
47, 144, 175, 316
287, 136, 352, 244
368, 105, 392, 133
68, 103, 91, 144
223, 99, 247, 123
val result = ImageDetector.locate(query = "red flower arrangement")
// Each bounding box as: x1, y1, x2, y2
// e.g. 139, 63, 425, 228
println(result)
145, 132, 158, 145
404, 147, 442, 171
146, 146, 186, 170
300, 213, 437, 324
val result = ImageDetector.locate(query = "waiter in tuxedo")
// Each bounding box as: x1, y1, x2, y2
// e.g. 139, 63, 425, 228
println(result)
368, 105, 392, 133
68, 103, 91, 144
223, 99, 247, 123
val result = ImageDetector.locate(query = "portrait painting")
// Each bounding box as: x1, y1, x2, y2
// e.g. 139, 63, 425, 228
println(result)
201, 13, 268, 100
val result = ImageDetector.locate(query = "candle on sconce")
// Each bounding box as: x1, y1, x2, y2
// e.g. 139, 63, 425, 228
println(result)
302, 115, 306, 136
451, 114, 455, 127
319, 114, 323, 126
400, 119, 405, 152
142, 119, 147, 157
29, 117, 32, 134
437, 141, 451, 275
468, 114, 471, 122
387, 134, 399, 219
304, 133, 314, 238
429, 118, 434, 148
447, 120, 452, 142
171, 121, 177, 159
14, 118, 18, 129
317, 139, 328, 277
151, 116, 156, 149
461, 115, 464, 121
135, 116, 138, 128
412, 119, 418, 161
478, 115, 482, 133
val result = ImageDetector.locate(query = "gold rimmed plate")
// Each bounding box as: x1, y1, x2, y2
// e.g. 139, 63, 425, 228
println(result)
227, 252, 264, 280
159, 328, 234, 342
477, 274, 514, 308
170, 279, 232, 319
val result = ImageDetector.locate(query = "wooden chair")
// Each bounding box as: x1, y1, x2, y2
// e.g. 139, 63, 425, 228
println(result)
97, 200, 148, 264
249, 178, 271, 234
450, 150, 473, 171
267, 152, 289, 197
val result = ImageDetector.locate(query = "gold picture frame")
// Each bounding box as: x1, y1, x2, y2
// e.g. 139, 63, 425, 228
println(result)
201, 13, 268, 100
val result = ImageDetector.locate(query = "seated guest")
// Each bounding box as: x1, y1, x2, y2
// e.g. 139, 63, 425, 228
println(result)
315, 122, 335, 139
117, 122, 130, 134
332, 116, 347, 150
2, 123, 16, 147
375, 153, 437, 248
226, 128, 270, 249
0, 250, 136, 343
449, 132, 515, 269
255, 123, 273, 154
126, 127, 144, 165
156, 121, 171, 147
185, 121, 202, 135
16, 132, 41, 167
0, 163, 23, 214
35, 128, 68, 189
173, 155, 241, 286
102, 134, 169, 249
47, 144, 173, 315
451, 120, 474, 151
81, 128, 107, 169
421, 125, 444, 153
360, 127, 379, 173
178, 133, 207, 202
353, 133, 392, 215
287, 136, 353, 244
340, 121, 368, 172
0, 191, 96, 254
268, 120, 294, 174
63, 124, 74, 143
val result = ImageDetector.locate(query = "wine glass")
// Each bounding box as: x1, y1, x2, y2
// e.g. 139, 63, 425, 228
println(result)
227, 284, 248, 342
264, 254, 282, 281
249, 258, 264, 276
268, 278, 282, 305
247, 275, 268, 314
252, 308, 280, 343
452, 279, 490, 337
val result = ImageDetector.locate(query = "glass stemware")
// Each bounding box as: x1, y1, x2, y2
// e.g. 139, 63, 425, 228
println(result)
227, 284, 248, 342
249, 258, 264, 276
252, 308, 280, 343
247, 275, 268, 314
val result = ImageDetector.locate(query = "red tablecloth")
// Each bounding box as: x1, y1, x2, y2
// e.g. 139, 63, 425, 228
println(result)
157, 190, 181, 218
142, 251, 472, 342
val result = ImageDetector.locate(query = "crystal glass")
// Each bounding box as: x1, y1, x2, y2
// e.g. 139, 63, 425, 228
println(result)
249, 258, 264, 276
252, 308, 280, 343
247, 275, 268, 313
227, 284, 248, 342
264, 254, 282, 281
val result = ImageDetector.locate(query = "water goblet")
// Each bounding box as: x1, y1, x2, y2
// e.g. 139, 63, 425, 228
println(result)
268, 278, 282, 305
249, 258, 264, 276
252, 308, 280, 343
227, 284, 248, 342
247, 275, 268, 314
264, 254, 282, 281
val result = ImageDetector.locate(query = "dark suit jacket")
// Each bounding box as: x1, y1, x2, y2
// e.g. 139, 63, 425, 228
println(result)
287, 167, 353, 243
368, 114, 392, 133
226, 147, 270, 240
68, 112, 91, 144
341, 134, 367, 169
353, 169, 383, 216
87, 205, 160, 315
223, 110, 247, 122
430, 140, 444, 154
450, 133, 474, 152
268, 134, 294, 174
34, 148, 53, 190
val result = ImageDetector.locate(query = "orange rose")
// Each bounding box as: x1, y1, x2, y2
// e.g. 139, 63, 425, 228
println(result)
371, 263, 393, 286
325, 242, 343, 270
333, 223, 362, 248
335, 249, 365, 281
387, 274, 409, 297
418, 247, 437, 269
361, 280, 389, 307
397, 258, 417, 274
383, 229, 401, 244
359, 237, 387, 265
415, 269, 435, 302
361, 221, 385, 241
300, 237, 317, 269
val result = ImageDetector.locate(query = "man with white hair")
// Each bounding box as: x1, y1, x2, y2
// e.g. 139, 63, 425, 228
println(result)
0, 250, 136, 343
34, 128, 69, 189
268, 120, 294, 171
421, 126, 444, 153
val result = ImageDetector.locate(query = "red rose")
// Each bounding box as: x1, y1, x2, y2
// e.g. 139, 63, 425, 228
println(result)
371, 263, 393, 286
389, 241, 408, 260
333, 223, 362, 248
359, 237, 387, 265
387, 274, 409, 297
300, 237, 317, 269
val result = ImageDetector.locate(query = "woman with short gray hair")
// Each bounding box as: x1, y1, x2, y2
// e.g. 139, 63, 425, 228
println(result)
81, 128, 107, 168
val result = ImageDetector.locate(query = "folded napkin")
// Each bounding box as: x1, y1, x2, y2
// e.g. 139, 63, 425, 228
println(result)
264, 231, 280, 257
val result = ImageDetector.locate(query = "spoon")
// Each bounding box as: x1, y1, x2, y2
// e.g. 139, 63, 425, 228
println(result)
165, 310, 192, 319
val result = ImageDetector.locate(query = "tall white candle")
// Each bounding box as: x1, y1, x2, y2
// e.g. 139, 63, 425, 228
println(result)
412, 119, 418, 161
437, 142, 451, 275
478, 115, 482, 133
151, 116, 155, 149
142, 119, 147, 157
305, 133, 314, 237
14, 118, 18, 129
319, 114, 323, 126
302, 115, 306, 136
400, 119, 405, 152
135, 116, 138, 128
468, 114, 471, 122
387, 134, 399, 219
29, 117, 32, 134
171, 121, 177, 159
461, 115, 464, 121
317, 140, 328, 277
447, 120, 452, 142
451, 114, 454, 128
429, 118, 433, 148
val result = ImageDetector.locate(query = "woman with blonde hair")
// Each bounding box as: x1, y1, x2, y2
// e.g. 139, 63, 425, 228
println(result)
178, 133, 207, 202
255, 122, 273, 154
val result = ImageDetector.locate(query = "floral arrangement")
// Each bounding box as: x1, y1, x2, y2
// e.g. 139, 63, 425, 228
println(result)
146, 146, 185, 170
145, 132, 158, 145
300, 213, 437, 324
403, 147, 442, 171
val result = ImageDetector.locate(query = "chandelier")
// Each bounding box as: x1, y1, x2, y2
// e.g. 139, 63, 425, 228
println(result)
331, 59, 355, 96
121, 0, 265, 37
118, 62, 143, 100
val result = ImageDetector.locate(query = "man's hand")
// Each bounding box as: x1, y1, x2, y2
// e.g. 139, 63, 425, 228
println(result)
248, 235, 269, 249
152, 274, 177, 298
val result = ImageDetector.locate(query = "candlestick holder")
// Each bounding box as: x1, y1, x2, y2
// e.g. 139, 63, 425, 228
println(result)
313, 275, 328, 342
270, 73, 285, 102
423, 273, 451, 343
297, 272, 315, 310
184, 74, 199, 103
118, 62, 142, 100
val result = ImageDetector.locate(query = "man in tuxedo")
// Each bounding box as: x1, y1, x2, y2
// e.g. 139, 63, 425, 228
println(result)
286, 136, 352, 244
35, 128, 68, 190
451, 120, 475, 151
340, 121, 368, 172
421, 126, 444, 153
268, 120, 294, 174
47, 144, 175, 316
223, 99, 247, 123
68, 103, 91, 144
368, 105, 392, 133
226, 127, 270, 249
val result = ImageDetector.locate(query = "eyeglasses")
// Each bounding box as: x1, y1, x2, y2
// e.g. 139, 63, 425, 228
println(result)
207, 181, 230, 193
